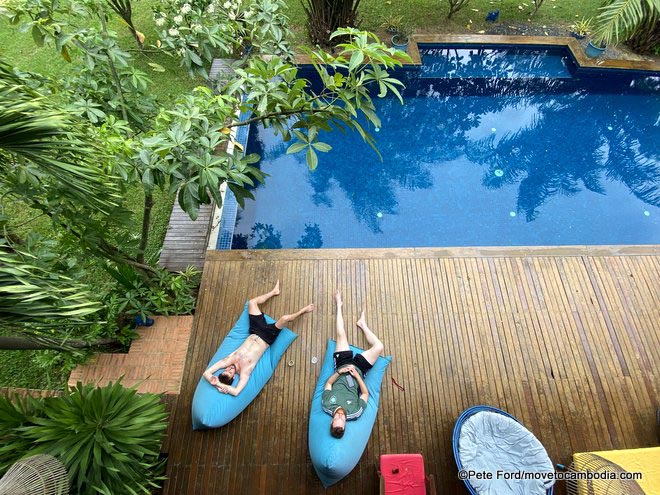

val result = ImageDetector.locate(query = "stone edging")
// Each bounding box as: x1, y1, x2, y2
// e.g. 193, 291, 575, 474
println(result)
295, 34, 660, 72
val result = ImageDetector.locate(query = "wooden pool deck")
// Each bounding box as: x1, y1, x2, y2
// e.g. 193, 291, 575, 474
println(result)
163, 247, 659, 495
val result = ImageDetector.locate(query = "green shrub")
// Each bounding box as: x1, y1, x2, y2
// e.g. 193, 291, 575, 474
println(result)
0, 381, 168, 495
108, 265, 200, 321
0, 394, 44, 472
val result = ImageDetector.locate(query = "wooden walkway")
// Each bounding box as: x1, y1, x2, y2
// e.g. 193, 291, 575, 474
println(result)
158, 201, 214, 272
163, 247, 659, 495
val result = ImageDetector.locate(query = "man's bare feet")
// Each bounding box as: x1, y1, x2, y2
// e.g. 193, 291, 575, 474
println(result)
302, 303, 315, 313
357, 309, 367, 329
334, 289, 342, 306
271, 280, 280, 296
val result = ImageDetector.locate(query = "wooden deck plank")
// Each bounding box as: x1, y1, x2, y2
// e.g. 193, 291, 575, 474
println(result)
158, 200, 214, 272
163, 249, 659, 494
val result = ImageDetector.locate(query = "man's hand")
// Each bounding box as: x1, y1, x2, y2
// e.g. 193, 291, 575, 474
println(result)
216, 384, 231, 394
204, 372, 219, 386
347, 367, 359, 378
340, 365, 356, 374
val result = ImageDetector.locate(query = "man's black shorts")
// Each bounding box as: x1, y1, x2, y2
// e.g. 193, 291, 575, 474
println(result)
248, 313, 280, 345
333, 350, 373, 376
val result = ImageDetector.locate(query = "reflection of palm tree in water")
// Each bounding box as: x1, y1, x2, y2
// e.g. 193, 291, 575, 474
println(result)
239, 50, 658, 236
307, 147, 433, 233
467, 92, 659, 221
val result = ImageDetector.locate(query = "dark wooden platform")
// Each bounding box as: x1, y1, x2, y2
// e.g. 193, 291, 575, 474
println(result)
163, 247, 659, 495
158, 201, 214, 272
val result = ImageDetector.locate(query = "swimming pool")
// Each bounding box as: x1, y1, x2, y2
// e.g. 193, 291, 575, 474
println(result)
217, 44, 660, 249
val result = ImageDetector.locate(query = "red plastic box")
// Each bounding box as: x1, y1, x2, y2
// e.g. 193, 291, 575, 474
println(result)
379, 454, 429, 495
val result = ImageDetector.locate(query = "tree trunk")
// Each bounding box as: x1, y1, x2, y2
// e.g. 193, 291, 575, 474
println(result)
137, 191, 153, 264
98, 6, 130, 123
0, 335, 120, 351
123, 1, 144, 49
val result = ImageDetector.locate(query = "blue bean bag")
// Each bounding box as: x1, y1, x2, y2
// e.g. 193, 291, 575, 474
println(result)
308, 339, 392, 487
192, 301, 297, 430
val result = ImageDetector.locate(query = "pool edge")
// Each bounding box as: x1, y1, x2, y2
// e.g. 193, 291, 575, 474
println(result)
206, 245, 660, 261
295, 34, 660, 73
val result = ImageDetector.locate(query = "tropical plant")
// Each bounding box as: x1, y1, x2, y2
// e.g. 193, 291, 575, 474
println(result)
380, 12, 403, 33
229, 29, 410, 169
120, 29, 409, 225
593, 0, 660, 48
1, 0, 158, 129
446, 0, 470, 19
0, 64, 119, 216
572, 17, 594, 36
627, 11, 660, 53
0, 393, 44, 471
107, 264, 199, 320
153, 0, 293, 78
301, 0, 361, 46
0, 380, 168, 495
392, 23, 413, 45
0, 63, 156, 277
0, 238, 103, 350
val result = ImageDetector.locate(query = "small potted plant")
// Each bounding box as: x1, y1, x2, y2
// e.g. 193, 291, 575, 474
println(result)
380, 13, 403, 34
571, 17, 592, 39
392, 23, 413, 53
585, 31, 607, 58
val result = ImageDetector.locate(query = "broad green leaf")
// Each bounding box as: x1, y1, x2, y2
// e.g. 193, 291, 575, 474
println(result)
286, 142, 307, 154
306, 147, 318, 170
312, 142, 332, 152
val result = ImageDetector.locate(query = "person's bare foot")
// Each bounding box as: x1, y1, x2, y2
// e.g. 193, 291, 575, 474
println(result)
271, 280, 280, 296
333, 289, 342, 306
302, 303, 315, 313
357, 309, 367, 329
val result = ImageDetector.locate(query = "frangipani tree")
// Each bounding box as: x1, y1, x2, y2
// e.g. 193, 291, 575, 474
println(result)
122, 29, 410, 225
154, 0, 293, 78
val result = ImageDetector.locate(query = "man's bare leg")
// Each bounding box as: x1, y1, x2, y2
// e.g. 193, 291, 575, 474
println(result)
274, 303, 315, 329
334, 290, 350, 352
248, 280, 280, 315
357, 309, 384, 365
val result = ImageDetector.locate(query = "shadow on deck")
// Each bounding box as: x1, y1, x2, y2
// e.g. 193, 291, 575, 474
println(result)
163, 247, 659, 494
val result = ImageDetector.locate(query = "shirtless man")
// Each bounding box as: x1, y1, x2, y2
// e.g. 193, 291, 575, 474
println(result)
203, 281, 314, 396
322, 289, 384, 438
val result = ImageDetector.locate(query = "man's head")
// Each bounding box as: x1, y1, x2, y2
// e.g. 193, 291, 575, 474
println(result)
218, 364, 236, 385
330, 408, 346, 438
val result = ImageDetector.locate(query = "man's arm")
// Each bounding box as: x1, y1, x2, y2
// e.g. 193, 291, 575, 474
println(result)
324, 372, 340, 391
204, 353, 235, 379
349, 368, 369, 403
217, 371, 250, 396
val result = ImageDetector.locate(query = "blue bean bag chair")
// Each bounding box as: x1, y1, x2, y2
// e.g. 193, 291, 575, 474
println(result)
192, 301, 297, 430
308, 339, 392, 487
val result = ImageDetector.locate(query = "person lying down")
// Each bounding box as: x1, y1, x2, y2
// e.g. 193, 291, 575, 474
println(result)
203, 280, 314, 396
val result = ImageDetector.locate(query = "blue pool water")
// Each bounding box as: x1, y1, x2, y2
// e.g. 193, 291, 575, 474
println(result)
221, 46, 660, 249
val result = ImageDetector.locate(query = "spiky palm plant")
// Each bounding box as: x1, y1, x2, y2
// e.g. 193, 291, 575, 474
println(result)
0, 239, 103, 349
0, 381, 168, 495
593, 0, 660, 48
0, 62, 119, 216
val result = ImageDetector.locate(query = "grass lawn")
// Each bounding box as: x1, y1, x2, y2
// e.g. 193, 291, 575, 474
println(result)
0, 0, 605, 390
285, 0, 603, 43
0, 1, 186, 389
0, 340, 71, 390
